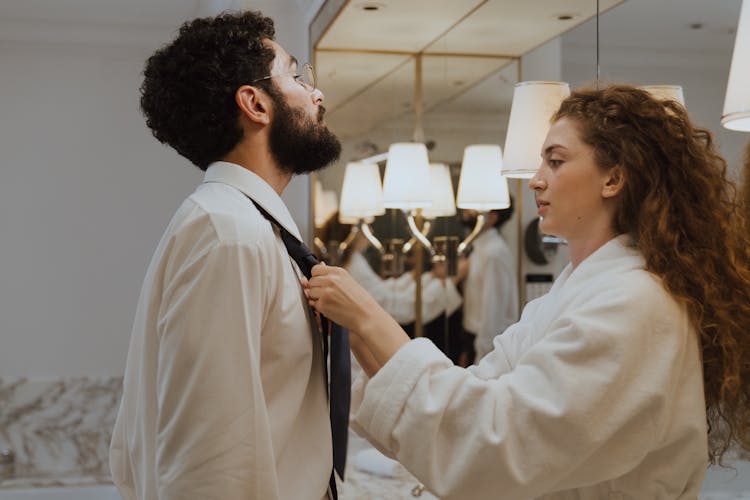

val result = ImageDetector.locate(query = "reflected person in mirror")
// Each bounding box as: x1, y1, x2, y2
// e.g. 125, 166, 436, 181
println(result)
459, 199, 518, 366
111, 11, 343, 500
320, 212, 467, 329
305, 84, 750, 499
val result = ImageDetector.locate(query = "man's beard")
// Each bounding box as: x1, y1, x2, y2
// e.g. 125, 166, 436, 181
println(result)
267, 90, 341, 175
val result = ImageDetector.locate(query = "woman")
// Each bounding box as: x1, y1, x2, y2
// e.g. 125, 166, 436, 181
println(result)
306, 85, 750, 499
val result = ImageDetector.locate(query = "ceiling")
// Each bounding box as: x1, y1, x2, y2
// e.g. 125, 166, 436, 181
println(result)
312, 0, 743, 143
0, 0, 742, 144
313, 0, 623, 140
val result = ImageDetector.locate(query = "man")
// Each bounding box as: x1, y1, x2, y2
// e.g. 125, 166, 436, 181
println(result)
110, 11, 342, 499
459, 199, 518, 365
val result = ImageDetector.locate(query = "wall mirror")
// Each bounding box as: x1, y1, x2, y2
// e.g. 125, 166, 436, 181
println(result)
306, 0, 746, 351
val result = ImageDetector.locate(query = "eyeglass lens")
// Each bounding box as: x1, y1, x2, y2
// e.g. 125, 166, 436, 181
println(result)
302, 64, 316, 90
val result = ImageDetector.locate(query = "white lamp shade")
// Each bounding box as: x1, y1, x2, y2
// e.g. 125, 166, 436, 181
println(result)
502, 81, 571, 178
642, 85, 685, 106
314, 180, 339, 228
723, 0, 750, 131
339, 162, 385, 220
423, 163, 456, 218
339, 213, 374, 225
456, 145, 510, 210
382, 142, 432, 210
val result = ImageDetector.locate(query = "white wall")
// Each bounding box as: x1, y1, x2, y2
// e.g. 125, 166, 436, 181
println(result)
0, 4, 312, 377
562, 24, 749, 182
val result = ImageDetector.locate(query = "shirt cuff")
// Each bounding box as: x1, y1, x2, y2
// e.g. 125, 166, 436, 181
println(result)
352, 338, 452, 453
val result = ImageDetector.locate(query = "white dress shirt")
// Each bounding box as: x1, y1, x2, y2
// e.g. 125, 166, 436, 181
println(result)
462, 229, 519, 359
110, 162, 331, 500
346, 252, 462, 325
351, 235, 707, 499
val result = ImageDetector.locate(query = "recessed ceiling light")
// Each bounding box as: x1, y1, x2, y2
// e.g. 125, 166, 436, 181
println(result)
358, 2, 386, 12
556, 13, 579, 21
689, 22, 704, 30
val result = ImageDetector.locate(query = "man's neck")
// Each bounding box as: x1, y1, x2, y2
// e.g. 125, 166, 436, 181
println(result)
222, 146, 292, 196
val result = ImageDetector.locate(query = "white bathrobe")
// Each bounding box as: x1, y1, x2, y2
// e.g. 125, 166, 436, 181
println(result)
351, 235, 707, 499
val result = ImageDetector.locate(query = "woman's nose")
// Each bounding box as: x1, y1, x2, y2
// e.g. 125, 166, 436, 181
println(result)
529, 172, 545, 190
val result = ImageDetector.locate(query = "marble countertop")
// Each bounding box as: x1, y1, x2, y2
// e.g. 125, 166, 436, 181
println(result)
339, 432, 437, 500
1, 430, 437, 498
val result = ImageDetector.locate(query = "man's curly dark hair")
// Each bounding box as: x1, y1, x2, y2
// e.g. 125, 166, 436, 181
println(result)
140, 11, 276, 170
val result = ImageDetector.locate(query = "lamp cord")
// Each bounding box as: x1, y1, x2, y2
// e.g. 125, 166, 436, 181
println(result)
596, 0, 600, 87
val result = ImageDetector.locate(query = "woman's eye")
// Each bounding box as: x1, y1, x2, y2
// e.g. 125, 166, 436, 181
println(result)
548, 159, 563, 167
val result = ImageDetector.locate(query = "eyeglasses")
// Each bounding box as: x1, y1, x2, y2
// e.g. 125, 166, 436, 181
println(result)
251, 63, 316, 92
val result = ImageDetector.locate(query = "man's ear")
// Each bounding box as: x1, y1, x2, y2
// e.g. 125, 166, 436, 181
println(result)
602, 165, 625, 199
235, 85, 271, 126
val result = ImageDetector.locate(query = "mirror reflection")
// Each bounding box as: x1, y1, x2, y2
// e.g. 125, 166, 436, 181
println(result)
309, 0, 747, 369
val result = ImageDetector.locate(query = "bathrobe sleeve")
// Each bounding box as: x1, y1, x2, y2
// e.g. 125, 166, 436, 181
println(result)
351, 274, 691, 499
154, 240, 278, 499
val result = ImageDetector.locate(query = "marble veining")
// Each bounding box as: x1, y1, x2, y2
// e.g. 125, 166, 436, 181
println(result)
0, 377, 122, 487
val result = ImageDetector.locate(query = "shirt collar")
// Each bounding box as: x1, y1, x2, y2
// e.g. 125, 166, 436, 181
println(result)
203, 161, 302, 241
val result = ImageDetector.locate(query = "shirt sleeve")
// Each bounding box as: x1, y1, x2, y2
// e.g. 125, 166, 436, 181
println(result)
353, 281, 689, 499
154, 241, 279, 499
474, 252, 518, 359
349, 255, 460, 325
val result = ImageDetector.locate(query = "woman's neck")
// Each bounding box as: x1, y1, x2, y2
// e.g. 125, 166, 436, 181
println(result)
567, 230, 618, 269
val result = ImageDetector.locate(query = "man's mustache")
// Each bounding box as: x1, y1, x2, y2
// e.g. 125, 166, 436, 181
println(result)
317, 106, 326, 122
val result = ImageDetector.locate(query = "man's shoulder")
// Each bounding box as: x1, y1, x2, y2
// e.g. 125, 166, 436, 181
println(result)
181, 182, 274, 248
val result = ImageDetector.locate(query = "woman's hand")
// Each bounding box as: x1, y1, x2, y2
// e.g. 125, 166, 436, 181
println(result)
305, 263, 411, 372
305, 263, 383, 332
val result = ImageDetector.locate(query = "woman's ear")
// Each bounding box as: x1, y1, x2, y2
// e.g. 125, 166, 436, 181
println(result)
602, 165, 625, 199
235, 85, 271, 126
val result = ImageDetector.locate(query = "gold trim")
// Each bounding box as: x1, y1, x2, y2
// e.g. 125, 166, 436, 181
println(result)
312, 0, 349, 51
317, 47, 417, 56
424, 51, 517, 60
316, 47, 516, 60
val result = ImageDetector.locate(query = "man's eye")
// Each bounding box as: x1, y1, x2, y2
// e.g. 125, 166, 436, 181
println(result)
293, 75, 304, 85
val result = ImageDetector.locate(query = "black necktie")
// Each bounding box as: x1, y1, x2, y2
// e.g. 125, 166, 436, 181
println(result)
249, 199, 350, 490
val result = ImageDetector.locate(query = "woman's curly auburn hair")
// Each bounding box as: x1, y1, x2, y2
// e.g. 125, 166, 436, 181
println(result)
140, 11, 276, 170
554, 84, 750, 464
743, 142, 750, 237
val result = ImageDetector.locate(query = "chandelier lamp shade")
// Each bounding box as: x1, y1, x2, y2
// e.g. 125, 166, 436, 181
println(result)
455, 144, 510, 255
456, 145, 509, 210
502, 81, 571, 178
423, 163, 457, 218
382, 142, 432, 210
642, 85, 685, 106
339, 162, 385, 220
722, 0, 750, 131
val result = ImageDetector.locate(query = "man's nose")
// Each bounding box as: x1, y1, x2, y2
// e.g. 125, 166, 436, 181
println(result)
312, 88, 324, 105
